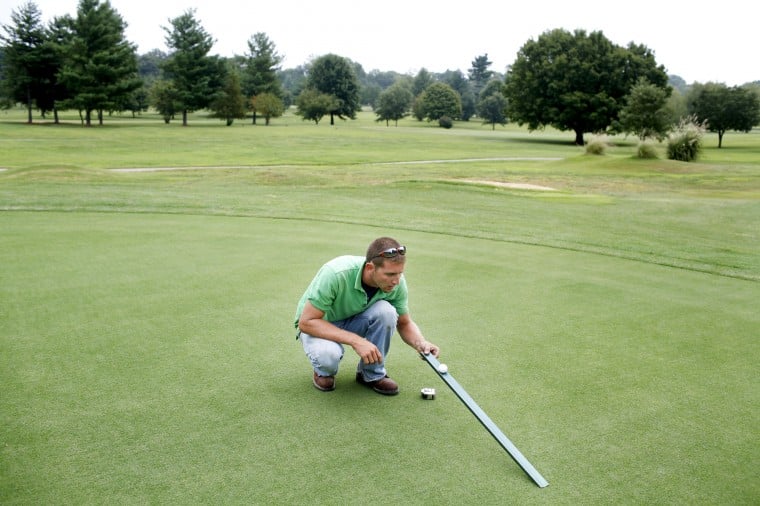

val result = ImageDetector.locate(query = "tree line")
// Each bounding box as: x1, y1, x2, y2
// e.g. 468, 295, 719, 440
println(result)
2, 0, 758, 146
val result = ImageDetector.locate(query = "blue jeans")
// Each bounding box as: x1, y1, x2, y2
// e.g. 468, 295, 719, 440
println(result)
300, 300, 398, 382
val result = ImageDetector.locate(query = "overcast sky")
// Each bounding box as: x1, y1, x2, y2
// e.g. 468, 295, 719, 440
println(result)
1, 0, 756, 86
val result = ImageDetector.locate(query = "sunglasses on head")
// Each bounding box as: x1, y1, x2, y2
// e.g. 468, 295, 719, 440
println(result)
373, 246, 406, 259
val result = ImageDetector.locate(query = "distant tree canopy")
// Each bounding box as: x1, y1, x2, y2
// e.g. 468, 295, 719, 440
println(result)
412, 68, 434, 97
687, 82, 760, 147
504, 28, 669, 145
4, 3, 759, 139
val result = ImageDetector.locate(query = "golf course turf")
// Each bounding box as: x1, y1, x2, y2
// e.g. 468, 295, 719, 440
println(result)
1, 110, 758, 504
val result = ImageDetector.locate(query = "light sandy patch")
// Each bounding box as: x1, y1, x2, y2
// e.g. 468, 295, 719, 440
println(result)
110, 165, 293, 173
377, 157, 561, 165
458, 179, 558, 191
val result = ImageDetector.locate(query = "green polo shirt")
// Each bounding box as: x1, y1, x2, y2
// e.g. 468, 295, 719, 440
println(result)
294, 255, 409, 328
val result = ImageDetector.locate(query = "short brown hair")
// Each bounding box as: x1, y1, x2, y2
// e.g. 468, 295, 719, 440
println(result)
365, 237, 406, 266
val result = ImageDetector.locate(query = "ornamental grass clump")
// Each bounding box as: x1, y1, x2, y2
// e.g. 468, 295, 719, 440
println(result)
636, 140, 659, 159
667, 116, 706, 162
585, 135, 609, 155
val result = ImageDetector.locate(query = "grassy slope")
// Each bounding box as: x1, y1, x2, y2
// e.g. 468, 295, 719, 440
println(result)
1, 110, 758, 504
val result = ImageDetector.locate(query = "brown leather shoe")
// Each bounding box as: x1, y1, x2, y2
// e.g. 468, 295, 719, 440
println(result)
356, 373, 399, 395
313, 372, 335, 391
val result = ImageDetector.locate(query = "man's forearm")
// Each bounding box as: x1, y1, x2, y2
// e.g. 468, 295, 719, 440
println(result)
299, 319, 360, 347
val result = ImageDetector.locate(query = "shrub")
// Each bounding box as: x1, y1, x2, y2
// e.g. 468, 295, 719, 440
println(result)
438, 116, 453, 129
585, 135, 609, 155
666, 115, 706, 162
636, 140, 659, 159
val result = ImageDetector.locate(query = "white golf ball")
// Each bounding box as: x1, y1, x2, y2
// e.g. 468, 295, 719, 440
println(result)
438, 363, 448, 374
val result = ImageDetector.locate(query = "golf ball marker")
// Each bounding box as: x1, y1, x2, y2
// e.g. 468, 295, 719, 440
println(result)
420, 387, 436, 399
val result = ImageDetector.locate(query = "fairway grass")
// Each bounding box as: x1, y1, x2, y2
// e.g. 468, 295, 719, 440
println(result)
1, 111, 758, 504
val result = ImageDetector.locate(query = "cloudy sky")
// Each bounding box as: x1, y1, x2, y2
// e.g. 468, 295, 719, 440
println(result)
1, 0, 755, 85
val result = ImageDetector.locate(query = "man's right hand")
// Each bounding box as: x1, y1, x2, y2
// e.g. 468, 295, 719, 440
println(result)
352, 338, 383, 364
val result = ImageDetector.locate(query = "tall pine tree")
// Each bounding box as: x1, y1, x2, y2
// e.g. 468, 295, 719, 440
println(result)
59, 0, 140, 125
162, 9, 219, 126
242, 32, 283, 124
1, 1, 48, 123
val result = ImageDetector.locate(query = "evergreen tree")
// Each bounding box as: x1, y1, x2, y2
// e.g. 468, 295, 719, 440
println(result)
162, 9, 219, 126
1, 2, 49, 123
468, 53, 493, 98
242, 32, 283, 124
412, 68, 434, 97
210, 65, 246, 126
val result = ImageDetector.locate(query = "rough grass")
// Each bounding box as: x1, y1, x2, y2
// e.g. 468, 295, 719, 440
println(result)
1, 110, 758, 504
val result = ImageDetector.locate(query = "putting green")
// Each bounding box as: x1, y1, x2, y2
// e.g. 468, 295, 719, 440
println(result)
2, 210, 757, 504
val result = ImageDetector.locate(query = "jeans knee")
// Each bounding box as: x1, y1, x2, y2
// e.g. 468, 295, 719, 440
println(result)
320, 345, 343, 368
371, 300, 398, 327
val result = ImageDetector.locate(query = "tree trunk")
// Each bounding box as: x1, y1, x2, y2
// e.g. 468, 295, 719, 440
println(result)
182, 109, 188, 126
85, 109, 92, 126
574, 130, 584, 145
54, 108, 59, 124
718, 130, 724, 148
26, 87, 33, 124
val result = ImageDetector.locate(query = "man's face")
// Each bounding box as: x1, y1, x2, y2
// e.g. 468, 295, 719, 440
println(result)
366, 260, 405, 292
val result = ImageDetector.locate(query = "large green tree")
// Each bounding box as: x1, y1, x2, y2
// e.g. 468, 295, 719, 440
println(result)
59, 0, 140, 126
504, 29, 669, 145
242, 32, 283, 124
688, 82, 760, 148
162, 9, 220, 126
306, 53, 360, 125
